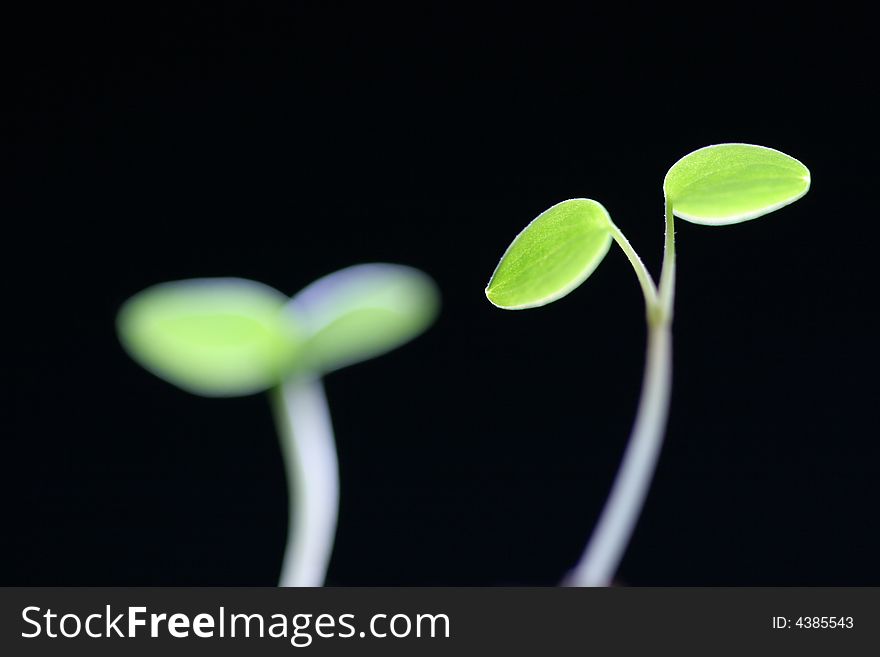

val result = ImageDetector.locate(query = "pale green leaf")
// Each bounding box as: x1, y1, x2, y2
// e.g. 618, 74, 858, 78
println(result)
664, 143, 810, 225
485, 198, 613, 310
289, 264, 439, 373
117, 278, 303, 397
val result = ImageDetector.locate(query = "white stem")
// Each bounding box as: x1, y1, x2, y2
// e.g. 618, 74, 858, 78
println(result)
567, 201, 677, 587
271, 377, 339, 587
568, 316, 672, 586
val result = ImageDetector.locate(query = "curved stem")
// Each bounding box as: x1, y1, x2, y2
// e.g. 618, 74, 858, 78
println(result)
567, 203, 677, 587
271, 376, 339, 587
608, 222, 658, 308
567, 316, 672, 585
659, 196, 676, 315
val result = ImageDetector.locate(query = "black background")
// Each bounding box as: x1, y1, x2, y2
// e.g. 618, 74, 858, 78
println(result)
2, 3, 878, 585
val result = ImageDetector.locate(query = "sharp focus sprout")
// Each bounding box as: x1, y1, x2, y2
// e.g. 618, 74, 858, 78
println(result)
485, 143, 810, 586
118, 264, 439, 586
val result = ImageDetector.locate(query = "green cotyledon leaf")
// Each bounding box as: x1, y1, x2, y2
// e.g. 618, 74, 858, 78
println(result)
485, 198, 613, 310
288, 263, 439, 373
117, 278, 303, 397
664, 143, 810, 226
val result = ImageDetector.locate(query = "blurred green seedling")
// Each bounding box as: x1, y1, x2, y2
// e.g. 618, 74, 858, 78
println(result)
486, 144, 810, 586
118, 264, 439, 586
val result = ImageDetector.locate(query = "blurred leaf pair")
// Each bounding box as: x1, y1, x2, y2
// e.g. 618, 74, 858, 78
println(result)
117, 264, 440, 397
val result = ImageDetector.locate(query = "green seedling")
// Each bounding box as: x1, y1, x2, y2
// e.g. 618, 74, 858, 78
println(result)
486, 144, 810, 586
118, 264, 439, 586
